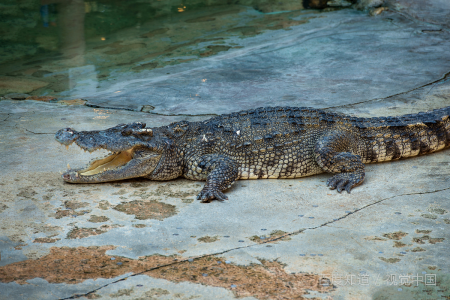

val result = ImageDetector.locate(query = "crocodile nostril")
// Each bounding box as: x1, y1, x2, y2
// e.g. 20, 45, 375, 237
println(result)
63, 128, 75, 135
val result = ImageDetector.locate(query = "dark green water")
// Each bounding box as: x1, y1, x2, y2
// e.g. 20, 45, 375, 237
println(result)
0, 0, 325, 97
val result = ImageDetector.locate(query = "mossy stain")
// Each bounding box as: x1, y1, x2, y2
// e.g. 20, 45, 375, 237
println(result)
0, 246, 178, 284
0, 247, 333, 299
113, 200, 177, 220
197, 236, 219, 243
382, 231, 408, 240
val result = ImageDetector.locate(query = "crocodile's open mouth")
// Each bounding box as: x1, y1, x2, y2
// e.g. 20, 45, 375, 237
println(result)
55, 126, 162, 183
76, 149, 133, 176
60, 144, 161, 183
60, 141, 135, 182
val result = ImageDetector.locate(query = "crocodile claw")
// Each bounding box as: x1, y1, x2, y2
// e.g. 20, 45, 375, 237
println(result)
327, 173, 362, 194
197, 188, 228, 203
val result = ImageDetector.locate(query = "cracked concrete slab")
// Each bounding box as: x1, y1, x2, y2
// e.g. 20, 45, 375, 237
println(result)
1, 91, 449, 300
1, 2, 450, 300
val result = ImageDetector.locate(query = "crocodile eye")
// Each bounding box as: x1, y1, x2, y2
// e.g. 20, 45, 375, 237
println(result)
121, 129, 132, 136
132, 122, 146, 128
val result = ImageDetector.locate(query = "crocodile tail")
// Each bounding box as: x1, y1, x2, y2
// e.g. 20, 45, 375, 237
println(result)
358, 106, 450, 163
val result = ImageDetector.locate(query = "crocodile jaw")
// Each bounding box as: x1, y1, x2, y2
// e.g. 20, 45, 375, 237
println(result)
75, 150, 134, 176
61, 146, 162, 183
55, 125, 162, 183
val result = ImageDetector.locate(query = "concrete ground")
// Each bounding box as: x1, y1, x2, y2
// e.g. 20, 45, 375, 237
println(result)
1, 3, 450, 300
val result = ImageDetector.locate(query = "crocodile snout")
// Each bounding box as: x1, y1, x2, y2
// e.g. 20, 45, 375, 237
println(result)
55, 128, 79, 145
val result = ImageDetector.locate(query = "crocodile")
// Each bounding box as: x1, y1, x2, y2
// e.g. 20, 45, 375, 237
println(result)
55, 106, 450, 202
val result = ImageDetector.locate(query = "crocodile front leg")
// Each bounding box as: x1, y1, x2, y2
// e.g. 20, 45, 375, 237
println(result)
314, 130, 365, 193
185, 154, 239, 202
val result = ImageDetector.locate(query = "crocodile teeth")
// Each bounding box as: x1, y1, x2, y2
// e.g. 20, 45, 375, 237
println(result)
67, 163, 71, 170
75, 172, 79, 178
66, 145, 69, 150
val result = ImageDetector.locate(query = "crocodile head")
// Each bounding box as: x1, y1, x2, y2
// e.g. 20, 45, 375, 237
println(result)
55, 122, 165, 183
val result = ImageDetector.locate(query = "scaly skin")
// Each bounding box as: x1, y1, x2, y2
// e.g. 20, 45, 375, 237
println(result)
56, 106, 450, 202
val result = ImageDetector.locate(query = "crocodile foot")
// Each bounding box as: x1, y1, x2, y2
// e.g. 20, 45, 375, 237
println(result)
327, 172, 364, 193
197, 188, 228, 203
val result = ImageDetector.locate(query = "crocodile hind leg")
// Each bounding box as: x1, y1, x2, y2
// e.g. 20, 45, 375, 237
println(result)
314, 130, 365, 193
185, 154, 239, 202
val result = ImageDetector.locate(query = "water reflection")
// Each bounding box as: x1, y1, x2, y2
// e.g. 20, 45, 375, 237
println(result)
39, 2, 57, 28
0, 0, 314, 98
68, 65, 98, 97
40, 0, 98, 97
58, 0, 85, 66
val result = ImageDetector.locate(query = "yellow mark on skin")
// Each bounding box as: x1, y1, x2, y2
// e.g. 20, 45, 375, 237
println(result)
407, 122, 426, 127
80, 150, 133, 176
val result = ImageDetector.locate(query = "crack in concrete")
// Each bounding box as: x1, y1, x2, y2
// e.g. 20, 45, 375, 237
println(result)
1, 113, 12, 122
84, 103, 138, 112
86, 67, 450, 117
142, 111, 218, 117
388, 7, 450, 31
61, 260, 182, 300
60, 185, 450, 299
323, 69, 450, 111
85, 102, 218, 117
308, 186, 450, 230
24, 128, 53, 135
